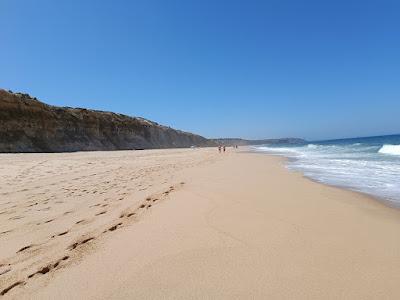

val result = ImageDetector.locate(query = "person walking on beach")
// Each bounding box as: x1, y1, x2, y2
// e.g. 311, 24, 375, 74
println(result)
218, 146, 221, 153
223, 146, 226, 153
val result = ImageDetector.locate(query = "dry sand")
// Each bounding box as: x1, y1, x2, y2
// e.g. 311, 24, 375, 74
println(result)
1, 148, 400, 299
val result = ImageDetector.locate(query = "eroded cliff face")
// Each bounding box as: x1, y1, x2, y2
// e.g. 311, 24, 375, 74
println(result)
0, 89, 215, 152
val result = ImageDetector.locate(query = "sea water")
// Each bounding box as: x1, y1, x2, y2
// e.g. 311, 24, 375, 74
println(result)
254, 134, 400, 206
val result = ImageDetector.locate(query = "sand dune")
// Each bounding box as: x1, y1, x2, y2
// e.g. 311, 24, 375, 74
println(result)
1, 149, 400, 299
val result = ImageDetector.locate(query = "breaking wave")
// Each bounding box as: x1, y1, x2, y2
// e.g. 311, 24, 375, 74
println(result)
378, 145, 400, 156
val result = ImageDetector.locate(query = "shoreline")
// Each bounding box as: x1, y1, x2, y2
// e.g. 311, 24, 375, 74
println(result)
1, 149, 400, 299
249, 148, 400, 210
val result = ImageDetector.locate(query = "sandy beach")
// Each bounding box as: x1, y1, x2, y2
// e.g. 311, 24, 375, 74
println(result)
1, 148, 400, 299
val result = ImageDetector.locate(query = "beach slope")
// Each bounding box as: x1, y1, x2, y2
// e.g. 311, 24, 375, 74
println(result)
1, 149, 400, 299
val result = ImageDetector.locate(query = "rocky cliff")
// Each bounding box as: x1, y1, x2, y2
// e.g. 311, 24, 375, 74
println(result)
0, 89, 215, 153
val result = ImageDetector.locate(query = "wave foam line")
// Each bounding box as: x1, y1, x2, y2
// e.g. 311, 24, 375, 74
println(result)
378, 144, 400, 156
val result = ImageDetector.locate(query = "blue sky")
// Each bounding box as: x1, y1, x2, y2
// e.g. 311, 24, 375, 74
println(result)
1, 0, 399, 140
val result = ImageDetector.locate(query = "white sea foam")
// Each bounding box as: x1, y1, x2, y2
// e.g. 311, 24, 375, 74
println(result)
378, 144, 400, 156
255, 142, 400, 204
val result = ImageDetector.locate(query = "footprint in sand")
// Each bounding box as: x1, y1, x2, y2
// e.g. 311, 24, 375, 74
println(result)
0, 230, 12, 236
57, 230, 69, 237
120, 212, 134, 218
38, 219, 54, 225
17, 244, 33, 253
0, 264, 11, 276
106, 222, 123, 232
9, 215, 24, 220
68, 237, 95, 250
28, 256, 69, 279
0, 281, 25, 296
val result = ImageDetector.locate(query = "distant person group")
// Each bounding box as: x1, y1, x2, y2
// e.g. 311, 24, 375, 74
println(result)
218, 145, 239, 153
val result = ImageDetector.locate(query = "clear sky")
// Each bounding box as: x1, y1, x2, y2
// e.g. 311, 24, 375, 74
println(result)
1, 0, 399, 141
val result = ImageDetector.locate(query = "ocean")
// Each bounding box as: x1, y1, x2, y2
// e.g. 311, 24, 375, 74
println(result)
254, 134, 400, 206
